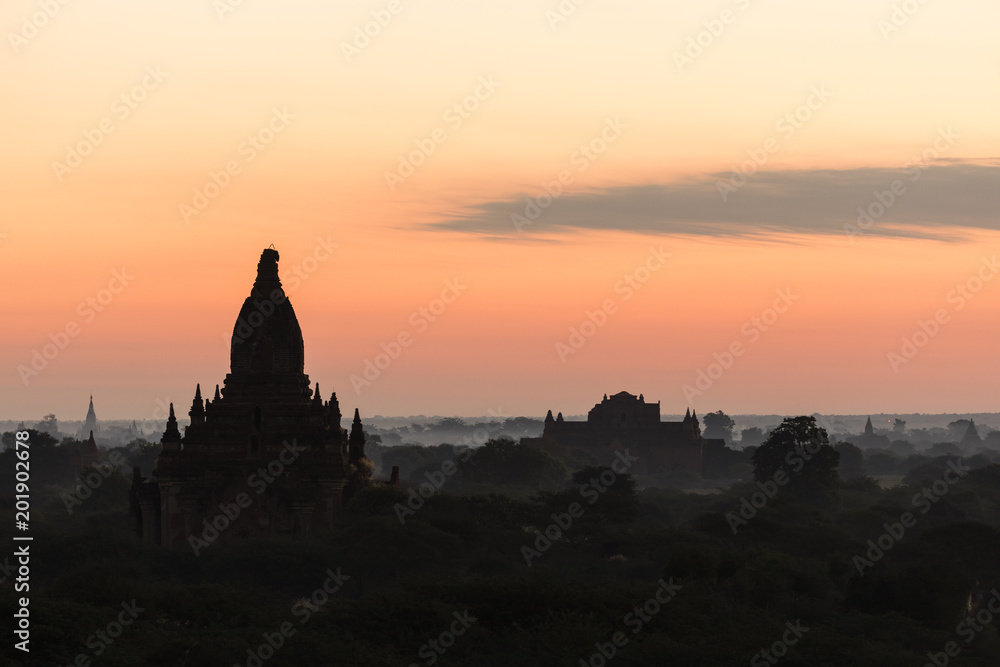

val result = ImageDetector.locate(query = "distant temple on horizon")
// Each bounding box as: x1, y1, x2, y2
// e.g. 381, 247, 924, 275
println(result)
961, 419, 982, 447
851, 416, 890, 449
523, 391, 716, 476
130, 248, 370, 547
77, 395, 99, 438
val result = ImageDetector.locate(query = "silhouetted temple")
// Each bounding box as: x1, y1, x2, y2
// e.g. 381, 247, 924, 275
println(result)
71, 430, 100, 474
961, 419, 982, 447
852, 415, 890, 449
77, 395, 99, 438
524, 392, 715, 475
130, 248, 369, 546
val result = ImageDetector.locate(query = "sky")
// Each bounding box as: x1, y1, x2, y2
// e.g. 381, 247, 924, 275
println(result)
3, 0, 1000, 421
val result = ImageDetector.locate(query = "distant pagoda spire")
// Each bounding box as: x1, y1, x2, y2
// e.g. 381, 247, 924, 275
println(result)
163, 402, 182, 447
189, 384, 205, 426
864, 416, 874, 435
213, 384, 221, 401
82, 430, 99, 468
962, 419, 982, 446
81, 394, 98, 437
313, 382, 323, 407
327, 392, 343, 431
348, 408, 366, 461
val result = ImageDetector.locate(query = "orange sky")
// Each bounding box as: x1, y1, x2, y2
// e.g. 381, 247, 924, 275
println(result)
3, 0, 1000, 420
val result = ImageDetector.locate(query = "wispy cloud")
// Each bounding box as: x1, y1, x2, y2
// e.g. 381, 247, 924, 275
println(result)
429, 161, 1000, 242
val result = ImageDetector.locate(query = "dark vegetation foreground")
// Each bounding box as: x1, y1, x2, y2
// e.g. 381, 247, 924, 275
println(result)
3, 419, 1000, 666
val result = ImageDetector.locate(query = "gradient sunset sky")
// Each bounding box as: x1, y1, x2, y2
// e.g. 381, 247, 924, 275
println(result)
3, 0, 1000, 421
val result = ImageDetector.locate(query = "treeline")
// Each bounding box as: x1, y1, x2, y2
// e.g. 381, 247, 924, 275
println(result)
2, 418, 1000, 665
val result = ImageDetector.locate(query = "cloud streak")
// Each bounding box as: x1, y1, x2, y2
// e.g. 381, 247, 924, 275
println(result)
429, 161, 1000, 242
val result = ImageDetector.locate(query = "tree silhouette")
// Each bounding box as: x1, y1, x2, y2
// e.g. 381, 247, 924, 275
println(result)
752, 416, 840, 502
702, 410, 736, 443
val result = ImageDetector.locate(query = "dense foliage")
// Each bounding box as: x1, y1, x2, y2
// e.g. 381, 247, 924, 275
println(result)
2, 425, 1000, 665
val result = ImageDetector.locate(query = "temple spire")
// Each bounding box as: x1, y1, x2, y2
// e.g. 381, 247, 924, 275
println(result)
81, 394, 98, 437
214, 384, 221, 401
81, 430, 99, 468
962, 419, 982, 446
189, 384, 205, 426
348, 408, 366, 461
864, 416, 874, 435
163, 403, 182, 443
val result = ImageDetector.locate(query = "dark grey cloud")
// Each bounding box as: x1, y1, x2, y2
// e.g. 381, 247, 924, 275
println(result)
428, 161, 1000, 242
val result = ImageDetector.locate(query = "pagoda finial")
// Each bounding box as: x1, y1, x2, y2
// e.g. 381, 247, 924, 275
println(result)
163, 403, 182, 442
348, 408, 366, 461
189, 384, 206, 425
214, 384, 221, 401
327, 392, 343, 428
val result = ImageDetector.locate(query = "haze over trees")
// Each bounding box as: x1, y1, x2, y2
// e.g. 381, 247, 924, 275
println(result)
5, 412, 1000, 665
